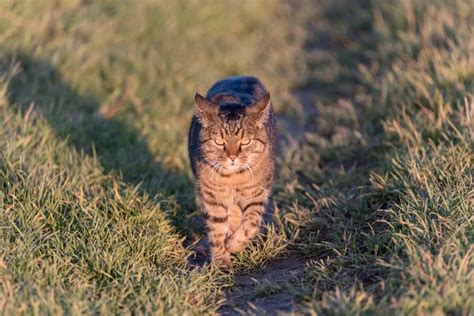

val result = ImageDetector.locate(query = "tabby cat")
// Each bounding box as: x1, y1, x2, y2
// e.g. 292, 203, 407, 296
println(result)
188, 76, 276, 267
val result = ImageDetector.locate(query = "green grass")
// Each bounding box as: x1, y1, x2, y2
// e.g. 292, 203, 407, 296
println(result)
277, 0, 473, 314
0, 1, 302, 314
1, 0, 473, 314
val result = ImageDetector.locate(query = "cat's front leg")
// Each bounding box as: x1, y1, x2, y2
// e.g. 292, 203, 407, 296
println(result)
201, 200, 231, 267
225, 201, 265, 253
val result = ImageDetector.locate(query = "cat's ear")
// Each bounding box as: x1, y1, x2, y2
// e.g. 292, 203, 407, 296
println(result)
247, 92, 271, 126
195, 92, 217, 126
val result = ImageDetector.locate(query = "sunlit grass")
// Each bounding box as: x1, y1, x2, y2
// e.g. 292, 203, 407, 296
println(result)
276, 0, 473, 314
0, 1, 303, 314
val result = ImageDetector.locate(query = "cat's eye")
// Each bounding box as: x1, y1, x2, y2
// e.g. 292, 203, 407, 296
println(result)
214, 138, 225, 146
240, 139, 251, 145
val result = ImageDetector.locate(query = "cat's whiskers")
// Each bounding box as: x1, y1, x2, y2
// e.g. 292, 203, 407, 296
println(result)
209, 160, 223, 183
245, 163, 255, 182
208, 161, 221, 183
202, 160, 220, 183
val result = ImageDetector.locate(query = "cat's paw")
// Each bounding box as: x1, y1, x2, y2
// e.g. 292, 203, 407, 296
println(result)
212, 251, 232, 269
225, 235, 247, 254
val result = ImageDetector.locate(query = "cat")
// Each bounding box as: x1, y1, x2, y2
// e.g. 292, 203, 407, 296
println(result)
188, 76, 276, 267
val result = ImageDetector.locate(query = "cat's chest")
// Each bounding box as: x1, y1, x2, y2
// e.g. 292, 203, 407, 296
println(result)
200, 172, 254, 194
201, 167, 253, 185
212, 185, 249, 204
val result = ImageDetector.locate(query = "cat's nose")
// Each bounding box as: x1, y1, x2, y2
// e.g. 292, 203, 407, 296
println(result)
228, 155, 237, 161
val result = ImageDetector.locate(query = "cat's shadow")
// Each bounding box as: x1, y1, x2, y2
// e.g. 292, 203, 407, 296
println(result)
1, 51, 198, 239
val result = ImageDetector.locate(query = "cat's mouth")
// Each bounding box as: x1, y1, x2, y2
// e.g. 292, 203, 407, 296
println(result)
222, 159, 244, 172
226, 161, 240, 169
211, 158, 249, 174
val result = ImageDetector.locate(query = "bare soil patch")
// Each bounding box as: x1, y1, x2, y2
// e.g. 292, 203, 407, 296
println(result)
220, 254, 306, 315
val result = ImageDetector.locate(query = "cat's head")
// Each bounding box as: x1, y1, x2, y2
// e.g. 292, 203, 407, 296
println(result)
194, 92, 271, 173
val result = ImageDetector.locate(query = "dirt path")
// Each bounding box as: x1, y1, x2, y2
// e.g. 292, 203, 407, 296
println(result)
218, 4, 351, 312
219, 254, 307, 315
218, 0, 394, 312
278, 90, 319, 145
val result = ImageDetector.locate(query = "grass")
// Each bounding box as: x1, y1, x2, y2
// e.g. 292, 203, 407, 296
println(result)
0, 1, 302, 314
0, 0, 473, 314
277, 0, 473, 314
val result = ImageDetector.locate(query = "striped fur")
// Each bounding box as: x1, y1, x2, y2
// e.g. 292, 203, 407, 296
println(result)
188, 76, 276, 267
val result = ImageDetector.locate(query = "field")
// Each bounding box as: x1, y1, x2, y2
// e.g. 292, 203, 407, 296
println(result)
0, 0, 473, 314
